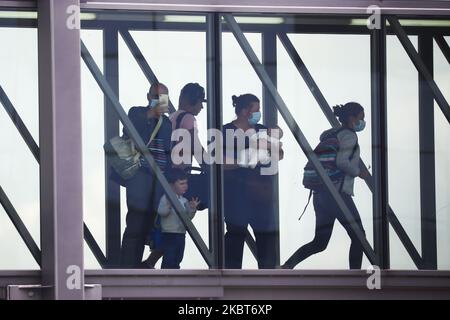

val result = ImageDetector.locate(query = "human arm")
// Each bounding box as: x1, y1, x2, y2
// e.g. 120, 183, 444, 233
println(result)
157, 195, 172, 217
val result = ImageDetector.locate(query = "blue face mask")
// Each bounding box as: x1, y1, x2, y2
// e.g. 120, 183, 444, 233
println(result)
149, 99, 159, 108
248, 111, 261, 126
354, 119, 366, 132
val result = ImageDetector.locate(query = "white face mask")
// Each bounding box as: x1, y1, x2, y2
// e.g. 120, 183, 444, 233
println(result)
158, 94, 169, 111
149, 94, 169, 112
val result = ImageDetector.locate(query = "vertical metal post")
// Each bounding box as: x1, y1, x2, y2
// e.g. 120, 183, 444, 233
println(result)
103, 27, 121, 268
370, 17, 390, 269
38, 0, 84, 299
262, 31, 280, 266
418, 34, 437, 270
206, 13, 224, 269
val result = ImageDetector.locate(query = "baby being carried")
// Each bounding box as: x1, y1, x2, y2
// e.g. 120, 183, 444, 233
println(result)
238, 126, 283, 168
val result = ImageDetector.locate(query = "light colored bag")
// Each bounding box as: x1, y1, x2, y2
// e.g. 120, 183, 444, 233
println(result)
104, 117, 163, 180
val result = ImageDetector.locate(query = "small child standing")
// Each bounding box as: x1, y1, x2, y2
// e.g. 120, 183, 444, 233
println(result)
157, 169, 200, 269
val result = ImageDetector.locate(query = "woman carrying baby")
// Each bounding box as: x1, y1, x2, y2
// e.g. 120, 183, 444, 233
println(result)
222, 94, 282, 269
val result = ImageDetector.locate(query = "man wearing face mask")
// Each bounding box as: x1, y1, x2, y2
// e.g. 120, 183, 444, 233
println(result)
120, 82, 173, 269
282, 102, 370, 270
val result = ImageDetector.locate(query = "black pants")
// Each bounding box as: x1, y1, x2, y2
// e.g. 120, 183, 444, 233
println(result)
225, 223, 278, 269
284, 191, 366, 269
120, 169, 160, 268
161, 233, 186, 269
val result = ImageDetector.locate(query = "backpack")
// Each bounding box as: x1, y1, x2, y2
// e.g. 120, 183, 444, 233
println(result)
299, 127, 358, 220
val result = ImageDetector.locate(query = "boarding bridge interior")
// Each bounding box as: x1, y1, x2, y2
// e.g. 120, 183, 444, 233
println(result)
0, 1, 450, 299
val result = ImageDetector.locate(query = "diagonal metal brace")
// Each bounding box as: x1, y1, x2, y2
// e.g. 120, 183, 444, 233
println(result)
0, 186, 41, 266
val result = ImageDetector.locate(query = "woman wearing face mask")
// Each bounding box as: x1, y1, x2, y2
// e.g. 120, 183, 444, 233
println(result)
222, 94, 279, 269
282, 102, 370, 270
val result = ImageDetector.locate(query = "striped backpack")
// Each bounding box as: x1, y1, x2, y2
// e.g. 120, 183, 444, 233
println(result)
302, 127, 349, 191
299, 127, 357, 220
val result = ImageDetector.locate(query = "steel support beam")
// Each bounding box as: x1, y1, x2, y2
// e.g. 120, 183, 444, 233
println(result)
119, 29, 176, 113
418, 35, 437, 270
0, 186, 41, 266
370, 18, 390, 269
81, 40, 214, 267
262, 31, 280, 266
435, 35, 450, 65
278, 31, 424, 269
38, 0, 84, 299
206, 13, 224, 268
103, 27, 122, 268
224, 14, 377, 265
388, 17, 450, 125
79, 0, 450, 16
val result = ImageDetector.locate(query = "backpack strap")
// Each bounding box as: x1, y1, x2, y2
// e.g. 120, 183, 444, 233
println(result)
299, 189, 313, 221
175, 111, 194, 130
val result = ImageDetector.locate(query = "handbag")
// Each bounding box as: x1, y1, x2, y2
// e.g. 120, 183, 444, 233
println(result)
104, 117, 163, 180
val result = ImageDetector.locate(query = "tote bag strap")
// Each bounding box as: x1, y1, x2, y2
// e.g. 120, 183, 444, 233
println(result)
146, 116, 163, 147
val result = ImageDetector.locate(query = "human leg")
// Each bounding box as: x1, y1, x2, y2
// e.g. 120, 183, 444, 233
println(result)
335, 193, 366, 269
282, 192, 335, 269
120, 170, 155, 268
224, 223, 247, 269
254, 231, 279, 269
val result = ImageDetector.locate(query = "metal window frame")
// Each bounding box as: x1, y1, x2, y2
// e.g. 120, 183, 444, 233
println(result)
79, 0, 450, 16
1, 2, 449, 286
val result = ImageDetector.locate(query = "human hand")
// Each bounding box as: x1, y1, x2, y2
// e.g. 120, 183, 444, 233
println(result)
189, 197, 200, 210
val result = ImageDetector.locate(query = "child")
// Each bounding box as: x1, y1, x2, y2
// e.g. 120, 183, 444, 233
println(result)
238, 126, 284, 168
158, 169, 200, 269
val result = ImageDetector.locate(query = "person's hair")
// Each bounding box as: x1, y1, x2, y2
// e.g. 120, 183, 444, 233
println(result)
166, 168, 188, 184
179, 83, 206, 107
333, 102, 364, 125
232, 94, 260, 115
148, 82, 167, 96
